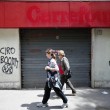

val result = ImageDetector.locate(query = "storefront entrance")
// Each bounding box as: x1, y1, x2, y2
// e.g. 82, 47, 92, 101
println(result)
20, 28, 91, 88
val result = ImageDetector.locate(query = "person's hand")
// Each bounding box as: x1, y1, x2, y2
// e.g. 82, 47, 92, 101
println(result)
45, 66, 50, 70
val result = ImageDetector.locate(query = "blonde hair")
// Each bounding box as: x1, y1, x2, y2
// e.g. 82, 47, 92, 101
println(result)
58, 50, 65, 56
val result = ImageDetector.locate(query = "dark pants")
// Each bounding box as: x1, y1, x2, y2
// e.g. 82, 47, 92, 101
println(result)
60, 75, 76, 93
42, 81, 68, 104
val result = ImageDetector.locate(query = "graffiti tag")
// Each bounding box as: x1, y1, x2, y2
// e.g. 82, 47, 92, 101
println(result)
0, 47, 19, 74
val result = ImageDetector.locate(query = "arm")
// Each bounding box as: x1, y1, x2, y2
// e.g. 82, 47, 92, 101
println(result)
63, 57, 70, 75
50, 63, 59, 72
45, 59, 59, 72
45, 65, 59, 72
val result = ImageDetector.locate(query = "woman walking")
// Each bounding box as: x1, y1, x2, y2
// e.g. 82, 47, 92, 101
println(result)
58, 50, 76, 95
37, 49, 68, 108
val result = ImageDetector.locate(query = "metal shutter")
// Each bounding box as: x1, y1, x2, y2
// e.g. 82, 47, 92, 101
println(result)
20, 28, 91, 88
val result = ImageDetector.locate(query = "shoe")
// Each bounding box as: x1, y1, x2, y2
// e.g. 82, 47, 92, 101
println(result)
72, 91, 76, 96
37, 103, 48, 107
61, 103, 68, 108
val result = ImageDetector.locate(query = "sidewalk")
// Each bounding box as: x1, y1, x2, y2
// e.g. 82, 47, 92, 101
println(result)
0, 88, 110, 110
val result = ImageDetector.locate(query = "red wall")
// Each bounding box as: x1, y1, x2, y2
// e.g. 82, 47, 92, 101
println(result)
0, 2, 110, 28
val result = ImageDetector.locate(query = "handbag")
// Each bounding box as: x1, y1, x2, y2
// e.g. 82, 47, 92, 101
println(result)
66, 70, 72, 79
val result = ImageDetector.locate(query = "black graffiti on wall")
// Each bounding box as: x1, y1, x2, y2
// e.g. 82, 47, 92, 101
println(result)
2, 64, 13, 74
0, 47, 19, 74
0, 47, 15, 55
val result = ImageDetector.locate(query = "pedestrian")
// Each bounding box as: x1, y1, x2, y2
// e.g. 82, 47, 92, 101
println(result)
58, 50, 76, 95
37, 48, 68, 108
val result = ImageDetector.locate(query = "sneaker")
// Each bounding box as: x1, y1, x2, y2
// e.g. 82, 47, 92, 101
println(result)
61, 103, 68, 108
72, 91, 76, 96
37, 103, 48, 107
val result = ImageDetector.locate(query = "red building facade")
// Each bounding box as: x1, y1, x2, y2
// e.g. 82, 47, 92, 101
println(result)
0, 1, 110, 89
0, 1, 110, 28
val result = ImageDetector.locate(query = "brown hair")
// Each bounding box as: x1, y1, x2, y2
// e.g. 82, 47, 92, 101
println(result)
45, 48, 56, 60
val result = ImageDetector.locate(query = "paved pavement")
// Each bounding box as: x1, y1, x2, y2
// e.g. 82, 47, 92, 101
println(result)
0, 88, 110, 110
